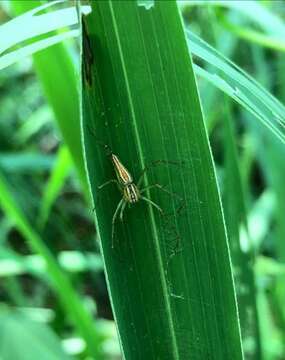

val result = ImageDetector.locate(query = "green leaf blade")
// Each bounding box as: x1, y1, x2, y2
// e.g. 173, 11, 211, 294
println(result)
0, 310, 72, 360
10, 1, 88, 194
82, 1, 243, 359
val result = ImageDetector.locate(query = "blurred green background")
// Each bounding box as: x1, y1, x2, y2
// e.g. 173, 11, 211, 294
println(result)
1, 0, 285, 359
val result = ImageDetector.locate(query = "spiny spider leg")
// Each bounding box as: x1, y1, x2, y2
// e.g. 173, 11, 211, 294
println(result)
86, 125, 113, 156
119, 199, 127, 222
112, 198, 125, 248
98, 179, 118, 189
137, 159, 183, 187
140, 183, 183, 200
141, 196, 163, 213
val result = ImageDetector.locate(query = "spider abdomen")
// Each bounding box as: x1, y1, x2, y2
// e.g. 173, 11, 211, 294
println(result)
123, 183, 140, 203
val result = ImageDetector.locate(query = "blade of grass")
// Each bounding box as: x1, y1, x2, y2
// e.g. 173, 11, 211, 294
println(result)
37, 146, 72, 229
222, 100, 261, 358
0, 30, 78, 71
196, 9, 240, 134
14, 105, 52, 145
180, 0, 285, 38
0, 309, 72, 360
2, 4, 285, 145
257, 285, 284, 358
246, 44, 285, 353
0, 172, 104, 358
11, 1, 88, 195
221, 20, 285, 52
0, 0, 71, 54
187, 31, 285, 144
247, 190, 275, 251
190, 18, 260, 353
197, 19, 261, 355
82, 1, 243, 358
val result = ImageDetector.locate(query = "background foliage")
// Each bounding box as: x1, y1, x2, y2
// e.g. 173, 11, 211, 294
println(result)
0, 0, 285, 359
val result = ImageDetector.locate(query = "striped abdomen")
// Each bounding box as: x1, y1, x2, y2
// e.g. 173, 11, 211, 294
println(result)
123, 184, 140, 203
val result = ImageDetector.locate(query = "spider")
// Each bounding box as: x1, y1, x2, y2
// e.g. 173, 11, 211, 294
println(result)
98, 152, 181, 247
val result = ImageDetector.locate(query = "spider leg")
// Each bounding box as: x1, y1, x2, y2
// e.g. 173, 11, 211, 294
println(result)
119, 199, 127, 222
86, 125, 113, 156
98, 179, 118, 189
137, 160, 183, 187
141, 196, 163, 214
140, 183, 182, 200
112, 198, 125, 248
